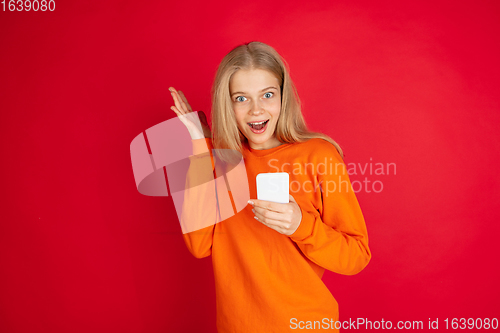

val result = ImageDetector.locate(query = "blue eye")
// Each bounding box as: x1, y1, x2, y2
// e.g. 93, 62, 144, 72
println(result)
264, 92, 273, 98
236, 96, 247, 102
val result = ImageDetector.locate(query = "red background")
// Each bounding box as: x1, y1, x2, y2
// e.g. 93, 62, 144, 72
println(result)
1, 0, 499, 332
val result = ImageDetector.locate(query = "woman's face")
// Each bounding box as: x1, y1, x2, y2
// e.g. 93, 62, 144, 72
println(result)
229, 68, 282, 150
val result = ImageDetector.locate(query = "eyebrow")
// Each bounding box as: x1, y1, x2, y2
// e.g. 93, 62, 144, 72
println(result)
230, 86, 279, 97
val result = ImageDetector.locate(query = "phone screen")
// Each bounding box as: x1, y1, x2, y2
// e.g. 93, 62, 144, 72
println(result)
256, 172, 289, 203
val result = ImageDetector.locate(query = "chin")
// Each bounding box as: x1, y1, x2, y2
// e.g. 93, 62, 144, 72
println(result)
249, 137, 272, 147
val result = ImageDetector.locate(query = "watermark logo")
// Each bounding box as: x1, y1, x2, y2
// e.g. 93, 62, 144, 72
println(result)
267, 157, 396, 195
347, 157, 396, 193
130, 112, 250, 234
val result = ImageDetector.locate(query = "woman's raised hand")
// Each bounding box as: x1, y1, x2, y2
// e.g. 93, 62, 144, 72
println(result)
169, 87, 212, 139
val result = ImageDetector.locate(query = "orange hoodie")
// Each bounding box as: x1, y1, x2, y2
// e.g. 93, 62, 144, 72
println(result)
181, 137, 371, 332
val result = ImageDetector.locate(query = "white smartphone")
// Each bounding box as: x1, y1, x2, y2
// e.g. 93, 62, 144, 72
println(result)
256, 172, 289, 204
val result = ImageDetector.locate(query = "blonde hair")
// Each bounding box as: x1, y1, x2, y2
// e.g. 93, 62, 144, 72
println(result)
210, 41, 345, 163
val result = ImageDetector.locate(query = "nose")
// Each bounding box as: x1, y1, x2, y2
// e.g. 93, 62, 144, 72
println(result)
249, 99, 264, 115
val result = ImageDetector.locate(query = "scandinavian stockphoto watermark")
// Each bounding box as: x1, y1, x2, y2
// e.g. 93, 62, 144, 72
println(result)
268, 157, 396, 195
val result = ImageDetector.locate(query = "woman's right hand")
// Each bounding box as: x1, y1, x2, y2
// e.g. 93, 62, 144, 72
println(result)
169, 87, 212, 140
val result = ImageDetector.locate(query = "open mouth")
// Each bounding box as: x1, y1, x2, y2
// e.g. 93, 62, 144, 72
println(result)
247, 119, 269, 131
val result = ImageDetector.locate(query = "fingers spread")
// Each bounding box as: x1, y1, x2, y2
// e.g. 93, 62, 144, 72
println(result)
170, 90, 183, 114
170, 106, 181, 116
170, 88, 188, 114
178, 91, 193, 112
174, 90, 189, 113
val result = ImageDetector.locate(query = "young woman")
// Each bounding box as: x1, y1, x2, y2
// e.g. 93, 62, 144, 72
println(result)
169, 41, 371, 332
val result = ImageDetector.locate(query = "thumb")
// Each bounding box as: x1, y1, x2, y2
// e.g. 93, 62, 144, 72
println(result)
289, 194, 296, 203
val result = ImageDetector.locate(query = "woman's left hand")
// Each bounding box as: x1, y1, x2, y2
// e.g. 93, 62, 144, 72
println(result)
249, 194, 302, 236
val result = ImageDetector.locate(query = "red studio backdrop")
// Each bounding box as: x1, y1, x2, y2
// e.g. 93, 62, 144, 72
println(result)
1, 0, 499, 332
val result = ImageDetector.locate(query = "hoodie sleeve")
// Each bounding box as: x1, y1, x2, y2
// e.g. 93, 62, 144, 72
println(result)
180, 138, 218, 259
289, 140, 371, 275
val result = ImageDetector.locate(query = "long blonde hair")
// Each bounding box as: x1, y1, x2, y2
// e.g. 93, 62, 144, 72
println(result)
210, 41, 345, 163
